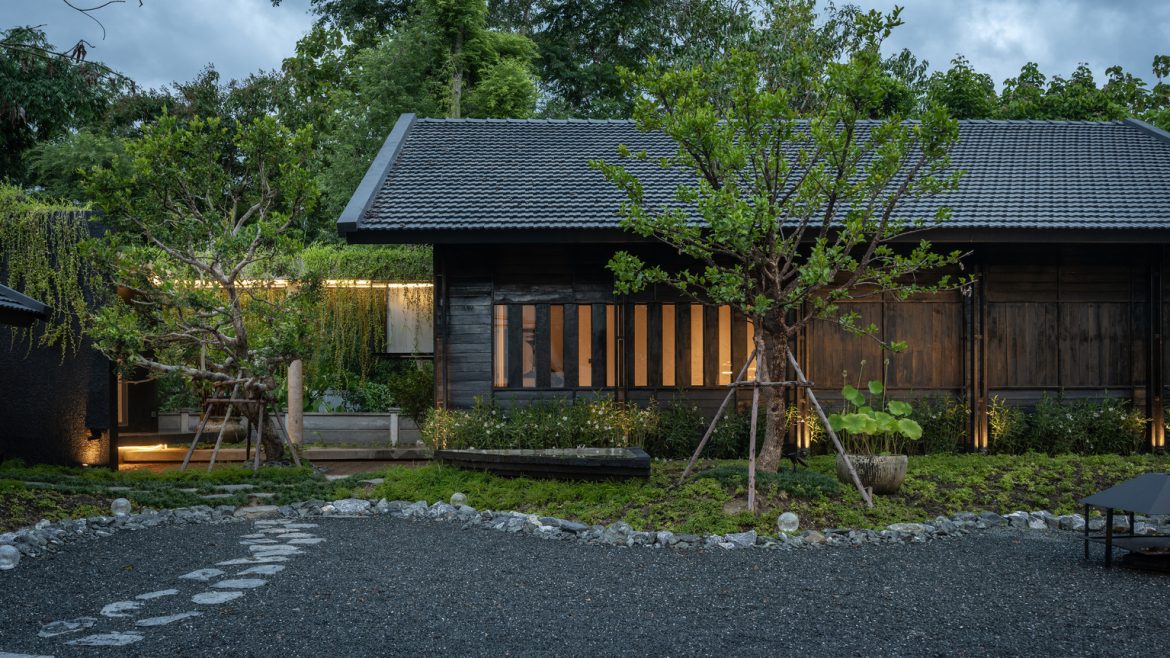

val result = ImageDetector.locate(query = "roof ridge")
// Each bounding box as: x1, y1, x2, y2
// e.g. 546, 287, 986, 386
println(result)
414, 117, 1128, 127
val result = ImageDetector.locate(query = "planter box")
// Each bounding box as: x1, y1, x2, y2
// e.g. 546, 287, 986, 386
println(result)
436, 447, 651, 481
156, 410, 421, 446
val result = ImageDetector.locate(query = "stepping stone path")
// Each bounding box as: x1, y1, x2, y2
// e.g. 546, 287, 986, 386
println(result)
15, 517, 328, 653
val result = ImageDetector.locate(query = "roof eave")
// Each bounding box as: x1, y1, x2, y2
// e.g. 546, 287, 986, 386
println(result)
338, 113, 417, 240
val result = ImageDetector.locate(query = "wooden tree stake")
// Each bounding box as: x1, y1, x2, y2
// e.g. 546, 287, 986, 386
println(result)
679, 349, 756, 483
786, 349, 874, 508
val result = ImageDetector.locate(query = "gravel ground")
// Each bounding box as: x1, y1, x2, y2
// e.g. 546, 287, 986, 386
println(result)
0, 517, 1167, 657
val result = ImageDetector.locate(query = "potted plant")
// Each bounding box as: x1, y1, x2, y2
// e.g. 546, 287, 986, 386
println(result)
828, 380, 922, 494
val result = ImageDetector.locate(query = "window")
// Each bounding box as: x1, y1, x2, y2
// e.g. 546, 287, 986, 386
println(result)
521, 305, 536, 387
550, 305, 564, 388
746, 318, 757, 381
493, 306, 508, 387
633, 304, 648, 387
662, 304, 676, 387
386, 285, 434, 354
490, 302, 755, 390
577, 305, 592, 387
690, 304, 704, 386
718, 305, 732, 385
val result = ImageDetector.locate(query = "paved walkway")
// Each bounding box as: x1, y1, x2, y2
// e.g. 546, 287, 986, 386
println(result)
0, 518, 1165, 657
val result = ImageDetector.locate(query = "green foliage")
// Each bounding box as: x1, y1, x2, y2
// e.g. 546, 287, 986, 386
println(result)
910, 396, 968, 455
925, 55, 998, 119
989, 394, 1147, 456
697, 464, 840, 498
84, 112, 319, 408
827, 380, 923, 455
386, 361, 435, 424
0, 27, 122, 183
0, 184, 97, 355
424, 398, 659, 450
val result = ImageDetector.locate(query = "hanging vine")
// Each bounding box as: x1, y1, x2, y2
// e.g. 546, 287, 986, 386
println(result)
0, 184, 99, 355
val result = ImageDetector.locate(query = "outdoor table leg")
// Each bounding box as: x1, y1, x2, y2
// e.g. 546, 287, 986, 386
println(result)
1083, 504, 1090, 560
1105, 508, 1114, 568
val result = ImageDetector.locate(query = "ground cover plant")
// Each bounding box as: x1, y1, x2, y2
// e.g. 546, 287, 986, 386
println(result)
368, 453, 1170, 536
0, 461, 356, 531
2, 453, 1167, 536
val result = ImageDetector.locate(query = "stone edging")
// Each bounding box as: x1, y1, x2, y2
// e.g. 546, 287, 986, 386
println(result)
3, 500, 1168, 569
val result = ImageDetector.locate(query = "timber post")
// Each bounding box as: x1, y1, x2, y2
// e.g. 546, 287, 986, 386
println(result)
287, 359, 304, 447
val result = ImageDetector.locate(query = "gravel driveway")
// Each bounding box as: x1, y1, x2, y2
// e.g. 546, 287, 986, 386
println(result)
0, 517, 1165, 657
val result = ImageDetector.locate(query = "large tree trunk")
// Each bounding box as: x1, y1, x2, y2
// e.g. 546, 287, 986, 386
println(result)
242, 394, 284, 464
757, 327, 789, 472
450, 29, 463, 118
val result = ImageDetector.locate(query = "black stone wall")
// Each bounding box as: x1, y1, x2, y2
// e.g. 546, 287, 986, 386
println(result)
0, 327, 114, 466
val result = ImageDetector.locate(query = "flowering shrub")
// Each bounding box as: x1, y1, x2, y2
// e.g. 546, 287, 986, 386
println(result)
990, 394, 1146, 456
423, 398, 658, 451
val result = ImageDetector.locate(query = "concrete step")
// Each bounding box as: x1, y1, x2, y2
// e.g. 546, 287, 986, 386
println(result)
118, 446, 432, 463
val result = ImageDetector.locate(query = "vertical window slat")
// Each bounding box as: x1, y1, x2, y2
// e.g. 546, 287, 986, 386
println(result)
562, 304, 576, 388
535, 304, 551, 388
676, 303, 691, 387
718, 305, 732, 385
662, 304, 676, 387
592, 303, 607, 388
507, 304, 523, 388
521, 305, 537, 388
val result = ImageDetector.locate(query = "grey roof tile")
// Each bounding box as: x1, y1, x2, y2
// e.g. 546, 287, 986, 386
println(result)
0, 283, 49, 323
346, 116, 1170, 234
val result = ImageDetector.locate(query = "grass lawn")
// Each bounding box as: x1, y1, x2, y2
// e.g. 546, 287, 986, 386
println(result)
2, 453, 1168, 536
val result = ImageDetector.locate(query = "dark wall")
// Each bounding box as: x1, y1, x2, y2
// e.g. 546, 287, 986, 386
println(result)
435, 241, 1169, 446
0, 327, 114, 466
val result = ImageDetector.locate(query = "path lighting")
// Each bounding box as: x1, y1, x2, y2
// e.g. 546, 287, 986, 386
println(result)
778, 512, 800, 533
0, 544, 20, 570
110, 498, 131, 517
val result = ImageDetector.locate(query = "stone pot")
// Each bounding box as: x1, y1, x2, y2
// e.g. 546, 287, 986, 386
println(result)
835, 454, 908, 495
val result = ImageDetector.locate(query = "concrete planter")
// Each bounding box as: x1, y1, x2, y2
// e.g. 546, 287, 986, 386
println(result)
157, 410, 421, 446
835, 454, 908, 495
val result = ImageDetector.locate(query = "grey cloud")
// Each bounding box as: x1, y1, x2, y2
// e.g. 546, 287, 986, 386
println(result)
867, 0, 1170, 87
6, 0, 314, 91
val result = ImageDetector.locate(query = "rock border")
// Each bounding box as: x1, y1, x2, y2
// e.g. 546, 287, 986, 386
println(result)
3, 499, 1168, 568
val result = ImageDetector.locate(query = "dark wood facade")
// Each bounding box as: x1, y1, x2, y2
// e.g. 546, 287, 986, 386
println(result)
433, 242, 1169, 450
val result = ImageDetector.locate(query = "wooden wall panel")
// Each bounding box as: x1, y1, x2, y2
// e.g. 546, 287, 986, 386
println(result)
807, 302, 883, 392
987, 302, 1059, 388
1058, 302, 1133, 387
885, 301, 963, 389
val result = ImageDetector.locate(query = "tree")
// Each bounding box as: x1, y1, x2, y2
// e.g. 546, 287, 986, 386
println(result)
925, 55, 998, 119
309, 0, 538, 222
84, 113, 319, 463
0, 27, 121, 184
593, 3, 965, 472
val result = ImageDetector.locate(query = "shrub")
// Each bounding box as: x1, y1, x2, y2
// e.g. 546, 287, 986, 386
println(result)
422, 398, 658, 451
386, 361, 434, 424
989, 394, 1146, 455
912, 396, 968, 454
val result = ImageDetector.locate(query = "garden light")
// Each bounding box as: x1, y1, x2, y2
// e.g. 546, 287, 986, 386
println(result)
0, 544, 20, 570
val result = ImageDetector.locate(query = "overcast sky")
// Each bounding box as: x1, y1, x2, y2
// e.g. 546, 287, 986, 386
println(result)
6, 0, 1169, 92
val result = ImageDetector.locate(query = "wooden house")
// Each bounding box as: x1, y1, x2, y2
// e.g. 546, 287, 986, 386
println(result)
340, 115, 1170, 450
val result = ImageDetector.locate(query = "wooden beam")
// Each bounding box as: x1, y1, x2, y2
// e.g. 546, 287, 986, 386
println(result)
591, 303, 606, 388
507, 304, 523, 388
703, 305, 719, 387
676, 303, 691, 387
564, 304, 579, 388
535, 304, 551, 388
